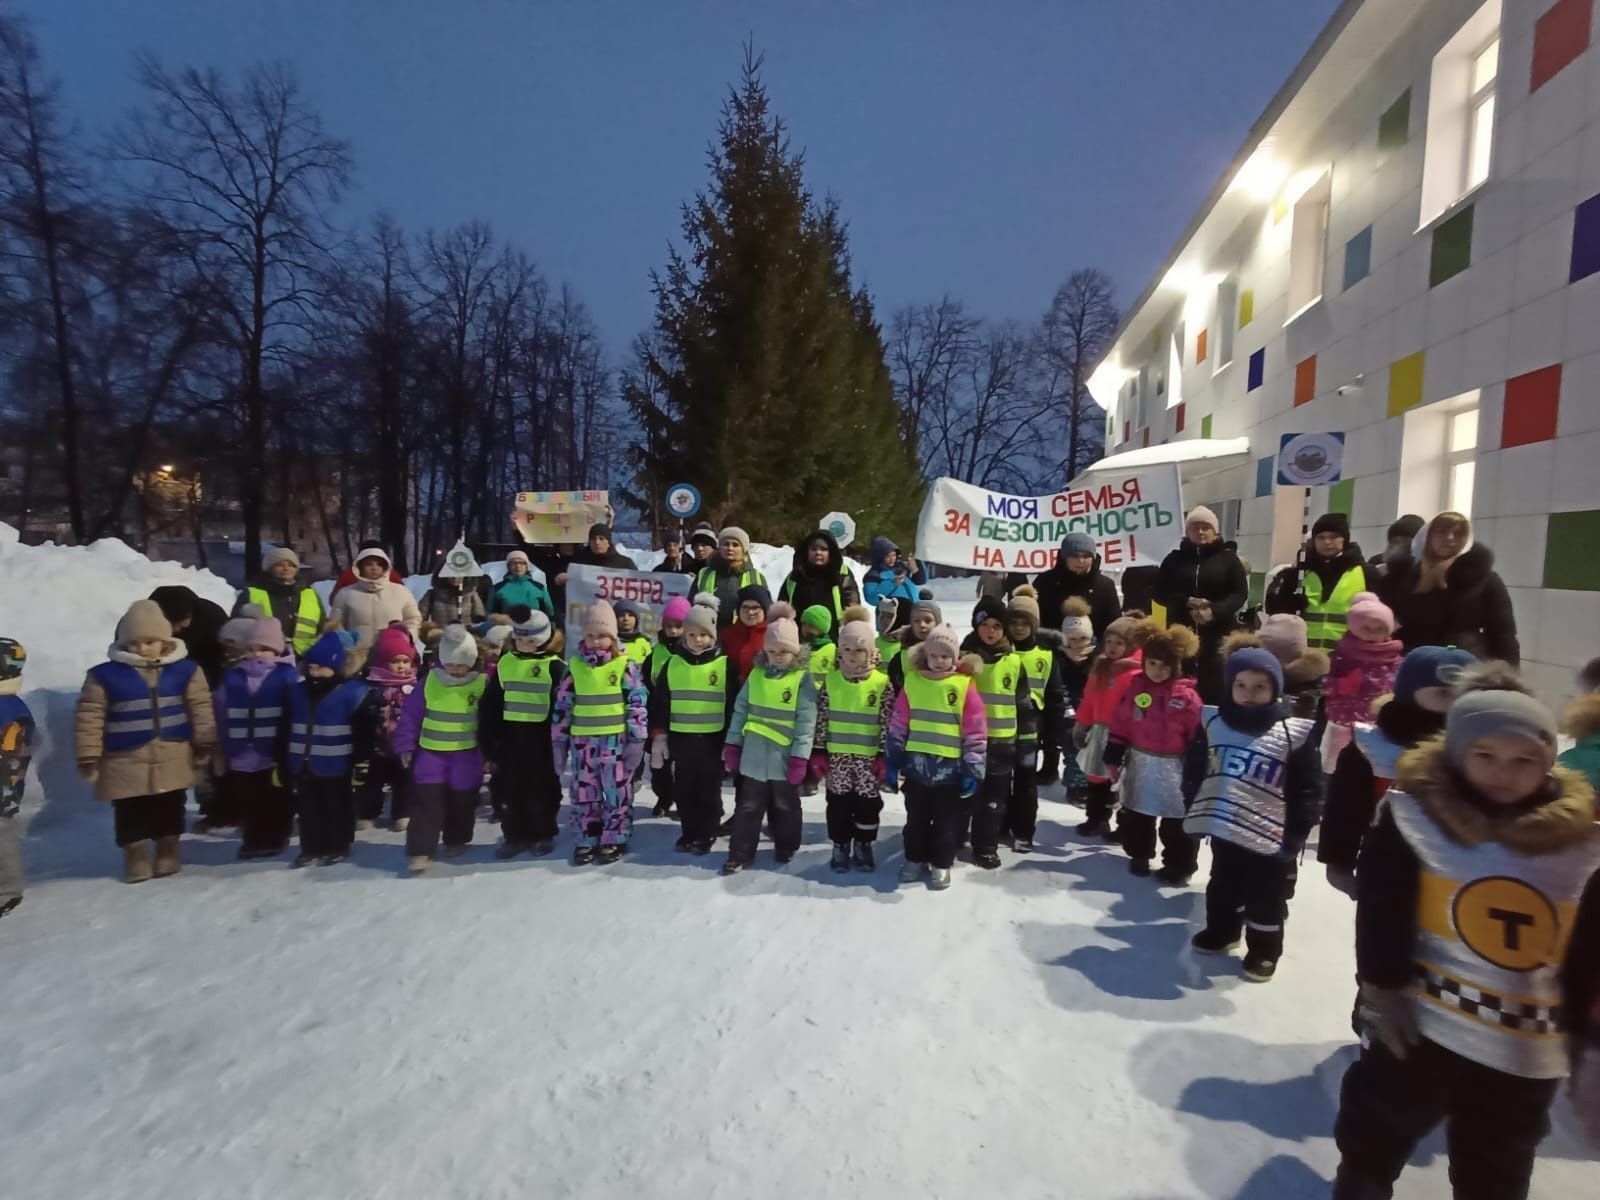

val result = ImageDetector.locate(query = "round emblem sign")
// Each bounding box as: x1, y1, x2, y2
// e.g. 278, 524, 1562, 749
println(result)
1134, 691, 1153, 710
666, 483, 701, 519
1451, 876, 1560, 972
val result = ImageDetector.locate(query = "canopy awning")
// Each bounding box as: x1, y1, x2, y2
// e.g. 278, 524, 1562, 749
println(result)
1070, 437, 1252, 488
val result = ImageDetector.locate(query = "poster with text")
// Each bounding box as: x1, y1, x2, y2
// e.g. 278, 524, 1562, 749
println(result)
512, 490, 611, 545
564, 563, 694, 647
915, 466, 1185, 572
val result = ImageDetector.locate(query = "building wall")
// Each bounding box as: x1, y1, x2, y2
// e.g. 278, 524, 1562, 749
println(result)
1104, 0, 1600, 701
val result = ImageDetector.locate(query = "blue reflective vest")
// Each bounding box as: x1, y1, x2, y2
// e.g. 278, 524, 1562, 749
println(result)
287, 679, 368, 778
221, 663, 298, 758
90, 660, 198, 753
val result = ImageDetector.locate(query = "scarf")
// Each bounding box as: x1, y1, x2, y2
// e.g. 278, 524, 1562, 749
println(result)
1334, 632, 1403, 664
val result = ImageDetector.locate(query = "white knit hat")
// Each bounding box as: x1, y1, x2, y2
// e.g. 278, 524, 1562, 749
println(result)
437, 625, 479, 668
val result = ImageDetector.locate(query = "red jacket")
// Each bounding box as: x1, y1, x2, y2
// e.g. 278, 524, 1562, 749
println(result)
330, 564, 407, 601
722, 621, 768, 683
1107, 670, 1203, 758
1075, 650, 1143, 730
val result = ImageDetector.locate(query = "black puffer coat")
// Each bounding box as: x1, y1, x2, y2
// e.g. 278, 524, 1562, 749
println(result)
777, 531, 861, 623
1378, 543, 1519, 665
1154, 539, 1249, 703
1031, 556, 1122, 639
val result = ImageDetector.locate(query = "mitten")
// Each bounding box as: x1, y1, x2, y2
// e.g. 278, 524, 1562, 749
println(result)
650, 733, 669, 770
808, 752, 828, 781
1362, 983, 1420, 1060
722, 745, 741, 776
872, 755, 886, 783
960, 773, 979, 799
785, 757, 808, 787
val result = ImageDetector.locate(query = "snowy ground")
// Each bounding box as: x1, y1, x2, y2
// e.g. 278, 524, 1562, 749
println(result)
2, 525, 1595, 1199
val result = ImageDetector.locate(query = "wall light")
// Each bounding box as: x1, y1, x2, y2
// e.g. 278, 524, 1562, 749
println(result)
1233, 148, 1288, 201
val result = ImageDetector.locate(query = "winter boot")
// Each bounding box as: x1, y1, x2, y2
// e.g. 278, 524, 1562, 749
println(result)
392, 816, 411, 832
123, 842, 154, 884
1011, 835, 1034, 853
1331, 1165, 1392, 1200
899, 860, 927, 884
674, 835, 691, 852
495, 840, 527, 861
595, 844, 626, 865
406, 855, 431, 876
152, 836, 182, 878
319, 853, 348, 866
774, 849, 794, 865
830, 843, 851, 874
531, 838, 555, 857
442, 843, 468, 859
720, 856, 747, 876
852, 840, 876, 872
1076, 817, 1108, 837
291, 851, 317, 869
1128, 857, 1152, 877
974, 849, 1002, 870
1242, 953, 1278, 983
0, 896, 20, 921
573, 844, 596, 866
1190, 928, 1242, 955
688, 839, 713, 856
1154, 863, 1194, 886
929, 866, 952, 890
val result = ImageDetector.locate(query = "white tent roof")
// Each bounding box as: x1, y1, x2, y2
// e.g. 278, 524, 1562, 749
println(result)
1070, 437, 1252, 486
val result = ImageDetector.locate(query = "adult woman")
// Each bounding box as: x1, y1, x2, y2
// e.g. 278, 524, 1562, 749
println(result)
1031, 531, 1122, 639
1263, 512, 1370, 652
1378, 512, 1519, 664
329, 547, 421, 648
1154, 506, 1248, 703
777, 530, 860, 625
861, 536, 925, 607
488, 550, 554, 618
693, 527, 767, 627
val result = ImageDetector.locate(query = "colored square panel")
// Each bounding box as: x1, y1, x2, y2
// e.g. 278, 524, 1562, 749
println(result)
1574, 191, 1600, 283
1152, 328, 1162, 352
1247, 347, 1265, 391
1378, 89, 1411, 151
1531, 0, 1592, 94
1175, 402, 1186, 434
1141, 427, 1150, 448
1387, 351, 1426, 417
1502, 363, 1562, 448
1239, 289, 1255, 327
1272, 195, 1290, 225
1294, 355, 1317, 406
1200, 413, 1213, 439
1344, 225, 1373, 290
1196, 328, 1208, 364
1248, 572, 1267, 607
1328, 478, 1355, 519
1544, 510, 1600, 590
1255, 456, 1274, 498
1430, 206, 1474, 287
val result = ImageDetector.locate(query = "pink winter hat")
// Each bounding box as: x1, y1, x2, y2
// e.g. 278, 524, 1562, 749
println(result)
922, 622, 962, 662
1257, 613, 1308, 665
837, 604, 875, 656
1347, 591, 1397, 637
373, 622, 416, 664
764, 601, 801, 657
662, 595, 692, 625
583, 599, 619, 644
249, 617, 286, 654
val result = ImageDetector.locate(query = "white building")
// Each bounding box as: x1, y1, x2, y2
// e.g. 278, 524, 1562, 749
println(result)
1087, 0, 1600, 699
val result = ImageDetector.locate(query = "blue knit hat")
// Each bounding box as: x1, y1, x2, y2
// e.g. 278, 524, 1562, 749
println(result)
1394, 645, 1475, 703
303, 631, 347, 671
1225, 646, 1284, 698
1060, 531, 1097, 560
736, 583, 773, 611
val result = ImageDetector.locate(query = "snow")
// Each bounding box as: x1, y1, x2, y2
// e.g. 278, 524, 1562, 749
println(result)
2, 525, 1595, 1199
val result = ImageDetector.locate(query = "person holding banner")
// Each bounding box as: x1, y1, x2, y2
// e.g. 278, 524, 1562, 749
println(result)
1154, 507, 1248, 704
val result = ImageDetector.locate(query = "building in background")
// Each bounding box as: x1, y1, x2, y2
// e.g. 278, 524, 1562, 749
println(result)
1087, 0, 1600, 699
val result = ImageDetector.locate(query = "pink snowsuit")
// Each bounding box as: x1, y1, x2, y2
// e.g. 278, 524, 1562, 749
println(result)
552, 643, 649, 848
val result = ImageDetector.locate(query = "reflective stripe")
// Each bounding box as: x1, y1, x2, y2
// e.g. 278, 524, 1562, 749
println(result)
670, 712, 725, 730
497, 656, 554, 723
745, 669, 805, 748
418, 671, 486, 751
567, 659, 628, 738
309, 744, 349, 757
228, 706, 283, 719
903, 672, 972, 759
673, 689, 724, 703
667, 655, 729, 735
106, 718, 156, 734
824, 669, 888, 757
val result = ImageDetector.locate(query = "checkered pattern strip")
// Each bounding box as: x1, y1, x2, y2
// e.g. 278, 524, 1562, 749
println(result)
1415, 966, 1562, 1034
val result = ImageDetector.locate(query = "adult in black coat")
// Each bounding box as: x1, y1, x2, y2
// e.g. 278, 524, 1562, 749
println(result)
148, 585, 229, 687
1031, 531, 1122, 639
1154, 506, 1249, 703
653, 531, 693, 576
1263, 512, 1369, 651
564, 523, 638, 572
776, 530, 861, 625
1376, 512, 1519, 665
1119, 565, 1160, 616
1366, 514, 1425, 583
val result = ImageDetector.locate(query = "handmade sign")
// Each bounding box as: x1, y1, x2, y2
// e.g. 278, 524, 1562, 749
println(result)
916, 466, 1184, 571
512, 491, 611, 545
564, 563, 694, 645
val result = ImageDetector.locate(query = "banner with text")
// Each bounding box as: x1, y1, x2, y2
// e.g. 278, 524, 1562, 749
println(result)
916, 466, 1185, 572
564, 563, 694, 647
512, 490, 611, 545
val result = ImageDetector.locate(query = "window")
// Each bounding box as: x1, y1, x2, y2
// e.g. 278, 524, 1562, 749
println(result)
1287, 172, 1331, 320
1398, 391, 1480, 517
1212, 278, 1236, 371
1419, 1, 1503, 228
1447, 406, 1478, 513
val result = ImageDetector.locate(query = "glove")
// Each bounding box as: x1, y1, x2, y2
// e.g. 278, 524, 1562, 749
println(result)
960, 774, 979, 799
809, 752, 828, 782
79, 760, 100, 784
722, 745, 741, 776
872, 756, 886, 784
622, 740, 644, 777
1362, 984, 1421, 1061
785, 757, 808, 787
1325, 865, 1358, 899
650, 733, 668, 770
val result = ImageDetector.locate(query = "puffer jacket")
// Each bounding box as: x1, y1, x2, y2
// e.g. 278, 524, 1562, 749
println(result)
1377, 517, 1520, 664
886, 645, 988, 786
1032, 555, 1122, 638
421, 579, 486, 627
487, 573, 554, 618
75, 641, 217, 803
1104, 670, 1203, 760
329, 578, 422, 648
777, 531, 861, 622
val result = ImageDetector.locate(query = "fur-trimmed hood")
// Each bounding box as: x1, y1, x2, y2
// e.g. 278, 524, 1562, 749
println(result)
1394, 738, 1597, 854
905, 641, 981, 678
1562, 693, 1600, 742
1223, 629, 1327, 689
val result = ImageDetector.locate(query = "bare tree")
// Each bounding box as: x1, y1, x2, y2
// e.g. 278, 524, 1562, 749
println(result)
888, 297, 978, 452
1039, 268, 1119, 479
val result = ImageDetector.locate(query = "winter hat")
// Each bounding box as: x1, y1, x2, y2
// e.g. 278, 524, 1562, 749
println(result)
718, 527, 752, 556
437, 624, 479, 669
1185, 505, 1220, 533
737, 583, 772, 612
355, 546, 392, 570
1060, 597, 1094, 640
116, 599, 173, 646
689, 522, 718, 548
685, 592, 720, 638
972, 594, 1008, 628
876, 595, 900, 633
922, 622, 962, 663
1444, 663, 1557, 769
1311, 512, 1351, 543
662, 529, 682, 547
764, 602, 801, 657
1103, 613, 1141, 650
583, 599, 619, 644
265, 545, 300, 571
662, 595, 692, 625
1139, 622, 1199, 668
509, 606, 553, 648
1005, 584, 1041, 632
505, 550, 531, 570
613, 599, 642, 626
869, 535, 899, 569
303, 631, 348, 672
800, 604, 833, 636
373, 622, 417, 664
483, 624, 514, 651
837, 604, 875, 657
913, 595, 943, 623
1225, 646, 1284, 699
1347, 591, 1397, 637
1394, 645, 1476, 704
1258, 613, 1309, 666
1060, 531, 1097, 560
218, 616, 257, 651
588, 523, 614, 544
248, 618, 286, 654
1387, 514, 1425, 543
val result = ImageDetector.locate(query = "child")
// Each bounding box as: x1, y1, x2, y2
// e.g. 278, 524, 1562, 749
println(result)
722, 586, 774, 683
1073, 612, 1145, 838
614, 600, 653, 668
217, 617, 299, 861
1558, 657, 1600, 790
1104, 621, 1202, 880
1003, 585, 1065, 854
393, 625, 487, 873
287, 631, 374, 867
1331, 664, 1600, 1199
479, 619, 514, 671
358, 622, 419, 832
1323, 592, 1403, 772
1181, 646, 1322, 980
812, 605, 894, 872
874, 596, 909, 672
647, 595, 691, 818
0, 638, 35, 917
193, 614, 259, 834
552, 600, 649, 865
1045, 598, 1096, 804
885, 595, 941, 691
722, 606, 817, 874
480, 607, 565, 858
961, 597, 1035, 870
887, 622, 987, 890
1252, 613, 1330, 724
77, 600, 217, 882
650, 594, 739, 856
1318, 645, 1474, 895
801, 605, 837, 683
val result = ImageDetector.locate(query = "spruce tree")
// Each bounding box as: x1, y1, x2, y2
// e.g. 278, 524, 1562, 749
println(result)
632, 47, 923, 546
